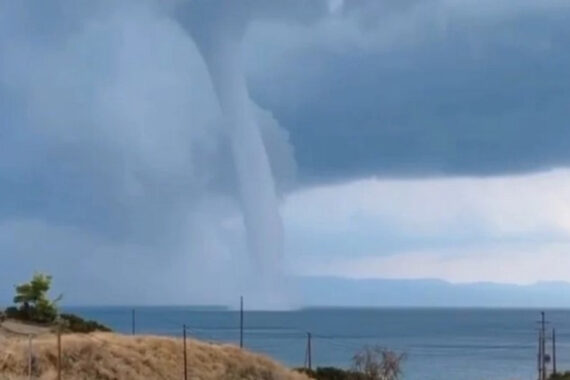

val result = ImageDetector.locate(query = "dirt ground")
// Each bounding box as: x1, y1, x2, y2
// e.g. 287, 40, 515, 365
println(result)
0, 319, 52, 339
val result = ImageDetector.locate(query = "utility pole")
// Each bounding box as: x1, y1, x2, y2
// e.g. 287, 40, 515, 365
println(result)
536, 311, 551, 380
537, 330, 542, 380
131, 309, 136, 336
57, 325, 62, 380
183, 324, 188, 380
553, 328, 557, 375
240, 296, 244, 349
306, 332, 312, 370
540, 311, 546, 380
28, 335, 33, 380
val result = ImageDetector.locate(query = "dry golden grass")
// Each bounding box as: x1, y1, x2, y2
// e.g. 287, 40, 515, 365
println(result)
0, 332, 310, 380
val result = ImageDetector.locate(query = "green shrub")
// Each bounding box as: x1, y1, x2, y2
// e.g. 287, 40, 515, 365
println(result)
4, 274, 110, 333
296, 345, 405, 380
550, 372, 570, 380
11, 273, 61, 324
60, 313, 112, 333
296, 367, 367, 380
4, 306, 21, 319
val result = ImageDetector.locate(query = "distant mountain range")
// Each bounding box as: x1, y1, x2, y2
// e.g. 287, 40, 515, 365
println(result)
293, 276, 570, 308
6, 276, 569, 308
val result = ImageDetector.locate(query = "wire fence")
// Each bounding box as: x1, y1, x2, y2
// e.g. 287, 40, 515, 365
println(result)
4, 308, 561, 380
8, 322, 377, 380
112, 308, 395, 368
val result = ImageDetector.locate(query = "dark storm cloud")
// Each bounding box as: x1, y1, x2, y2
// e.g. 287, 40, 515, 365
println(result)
2, 0, 570, 304
247, 0, 570, 182
0, 0, 296, 304
0, 0, 295, 241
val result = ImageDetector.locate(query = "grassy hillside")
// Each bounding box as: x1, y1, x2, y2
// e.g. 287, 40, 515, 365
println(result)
0, 332, 309, 380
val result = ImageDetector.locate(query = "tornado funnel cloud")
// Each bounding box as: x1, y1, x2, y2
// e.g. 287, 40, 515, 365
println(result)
176, 1, 284, 306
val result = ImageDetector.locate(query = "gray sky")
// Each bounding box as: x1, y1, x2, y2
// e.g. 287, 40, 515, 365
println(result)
1, 0, 570, 305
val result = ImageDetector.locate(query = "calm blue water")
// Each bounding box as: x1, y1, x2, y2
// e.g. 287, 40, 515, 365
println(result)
64, 307, 570, 380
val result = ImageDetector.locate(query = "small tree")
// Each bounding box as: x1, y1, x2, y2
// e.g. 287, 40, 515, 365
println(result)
12, 273, 62, 324
352, 345, 406, 380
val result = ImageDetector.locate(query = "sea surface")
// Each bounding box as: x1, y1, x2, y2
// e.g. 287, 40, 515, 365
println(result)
64, 307, 570, 380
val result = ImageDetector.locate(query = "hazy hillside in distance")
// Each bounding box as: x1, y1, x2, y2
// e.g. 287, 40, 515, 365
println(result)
5, 276, 569, 308
295, 277, 570, 308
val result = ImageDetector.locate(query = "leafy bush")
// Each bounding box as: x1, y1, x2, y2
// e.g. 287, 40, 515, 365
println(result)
352, 346, 406, 380
296, 345, 406, 380
297, 367, 367, 379
11, 273, 61, 324
60, 313, 111, 333
4, 306, 22, 319
550, 372, 570, 380
4, 274, 110, 333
